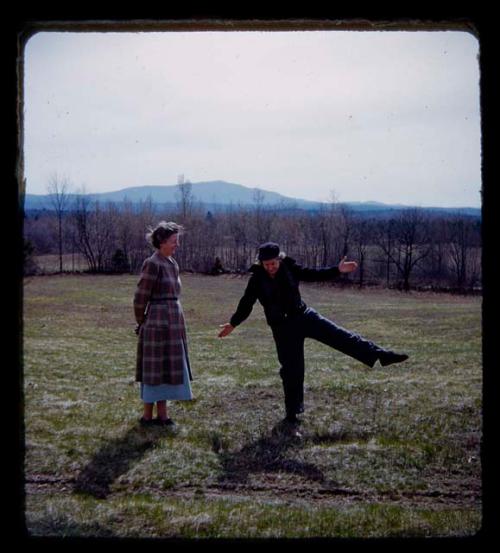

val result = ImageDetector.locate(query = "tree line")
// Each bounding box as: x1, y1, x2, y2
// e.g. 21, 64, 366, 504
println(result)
23, 178, 481, 293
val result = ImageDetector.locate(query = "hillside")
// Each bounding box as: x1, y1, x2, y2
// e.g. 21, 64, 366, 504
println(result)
23, 180, 481, 217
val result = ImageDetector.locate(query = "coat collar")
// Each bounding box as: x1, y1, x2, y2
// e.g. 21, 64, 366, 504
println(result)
153, 251, 175, 265
248, 256, 296, 276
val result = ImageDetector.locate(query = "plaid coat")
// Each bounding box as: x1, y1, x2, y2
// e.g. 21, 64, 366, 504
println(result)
134, 252, 193, 386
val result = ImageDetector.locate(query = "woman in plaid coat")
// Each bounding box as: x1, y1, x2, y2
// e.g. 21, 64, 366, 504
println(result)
134, 221, 193, 427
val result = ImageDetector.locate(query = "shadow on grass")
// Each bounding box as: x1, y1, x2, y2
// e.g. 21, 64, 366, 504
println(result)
73, 423, 172, 499
216, 420, 328, 485
28, 518, 117, 538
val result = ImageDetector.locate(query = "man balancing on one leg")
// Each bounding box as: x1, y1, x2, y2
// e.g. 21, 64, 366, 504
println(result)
218, 242, 408, 425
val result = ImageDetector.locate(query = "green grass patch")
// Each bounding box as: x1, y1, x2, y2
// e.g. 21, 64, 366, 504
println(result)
23, 273, 482, 538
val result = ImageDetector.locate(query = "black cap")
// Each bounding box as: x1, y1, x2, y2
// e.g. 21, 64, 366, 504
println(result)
258, 242, 280, 261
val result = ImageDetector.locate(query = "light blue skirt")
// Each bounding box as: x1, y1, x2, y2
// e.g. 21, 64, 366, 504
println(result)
140, 343, 193, 403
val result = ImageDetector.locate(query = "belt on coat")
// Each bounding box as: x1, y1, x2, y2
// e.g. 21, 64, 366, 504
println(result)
149, 298, 178, 303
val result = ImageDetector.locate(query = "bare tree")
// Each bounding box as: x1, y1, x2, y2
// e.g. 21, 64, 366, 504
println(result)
317, 192, 352, 267
252, 188, 274, 245
378, 208, 431, 291
47, 174, 71, 272
316, 204, 333, 267
374, 218, 396, 287
128, 196, 159, 272
308, 191, 340, 267
227, 204, 252, 271
73, 193, 97, 272
448, 216, 481, 291
425, 217, 449, 288
336, 205, 353, 260
176, 174, 193, 223
352, 217, 371, 288
72, 193, 115, 272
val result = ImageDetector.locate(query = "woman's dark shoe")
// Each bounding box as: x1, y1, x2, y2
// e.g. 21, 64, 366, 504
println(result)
139, 417, 155, 427
155, 417, 176, 427
379, 351, 409, 367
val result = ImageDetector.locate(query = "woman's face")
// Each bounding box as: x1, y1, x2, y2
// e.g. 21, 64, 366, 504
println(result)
262, 258, 280, 277
159, 233, 179, 257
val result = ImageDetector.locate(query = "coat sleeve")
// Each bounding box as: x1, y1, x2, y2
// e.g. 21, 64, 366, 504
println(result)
229, 275, 259, 327
288, 259, 341, 282
133, 258, 159, 325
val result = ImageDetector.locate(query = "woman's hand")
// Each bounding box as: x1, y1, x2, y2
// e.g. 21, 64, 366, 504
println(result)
338, 256, 358, 273
218, 323, 234, 338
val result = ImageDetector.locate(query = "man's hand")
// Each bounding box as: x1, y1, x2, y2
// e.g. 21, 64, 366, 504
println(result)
218, 323, 234, 338
338, 256, 358, 274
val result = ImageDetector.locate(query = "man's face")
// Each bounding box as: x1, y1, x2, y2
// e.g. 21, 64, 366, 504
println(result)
262, 258, 280, 277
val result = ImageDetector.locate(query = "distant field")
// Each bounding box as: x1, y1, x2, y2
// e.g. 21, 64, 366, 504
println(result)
23, 273, 482, 538
33, 254, 88, 273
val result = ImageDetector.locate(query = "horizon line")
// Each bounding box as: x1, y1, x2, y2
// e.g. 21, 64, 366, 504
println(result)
24, 179, 481, 210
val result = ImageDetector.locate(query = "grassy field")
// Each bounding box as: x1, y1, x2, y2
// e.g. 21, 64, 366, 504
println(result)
32, 253, 89, 273
22, 272, 482, 538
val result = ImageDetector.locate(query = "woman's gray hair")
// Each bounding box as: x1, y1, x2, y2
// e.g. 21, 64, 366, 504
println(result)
147, 221, 183, 249
255, 251, 286, 265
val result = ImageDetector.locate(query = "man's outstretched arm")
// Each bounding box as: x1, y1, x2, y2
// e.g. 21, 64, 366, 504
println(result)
292, 256, 358, 282
218, 275, 258, 337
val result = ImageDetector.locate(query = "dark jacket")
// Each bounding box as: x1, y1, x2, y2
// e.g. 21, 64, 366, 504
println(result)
229, 256, 341, 328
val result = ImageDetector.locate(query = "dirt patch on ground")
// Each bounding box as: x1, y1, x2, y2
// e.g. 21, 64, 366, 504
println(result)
25, 471, 480, 511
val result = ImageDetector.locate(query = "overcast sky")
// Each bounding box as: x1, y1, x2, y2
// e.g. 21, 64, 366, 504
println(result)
23, 29, 481, 207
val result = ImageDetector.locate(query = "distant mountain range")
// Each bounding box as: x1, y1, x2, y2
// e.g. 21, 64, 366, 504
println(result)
23, 180, 481, 217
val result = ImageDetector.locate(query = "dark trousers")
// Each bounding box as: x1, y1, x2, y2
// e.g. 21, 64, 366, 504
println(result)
271, 307, 385, 417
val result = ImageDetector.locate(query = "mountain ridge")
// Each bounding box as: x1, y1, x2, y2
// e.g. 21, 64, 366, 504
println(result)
23, 179, 481, 216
